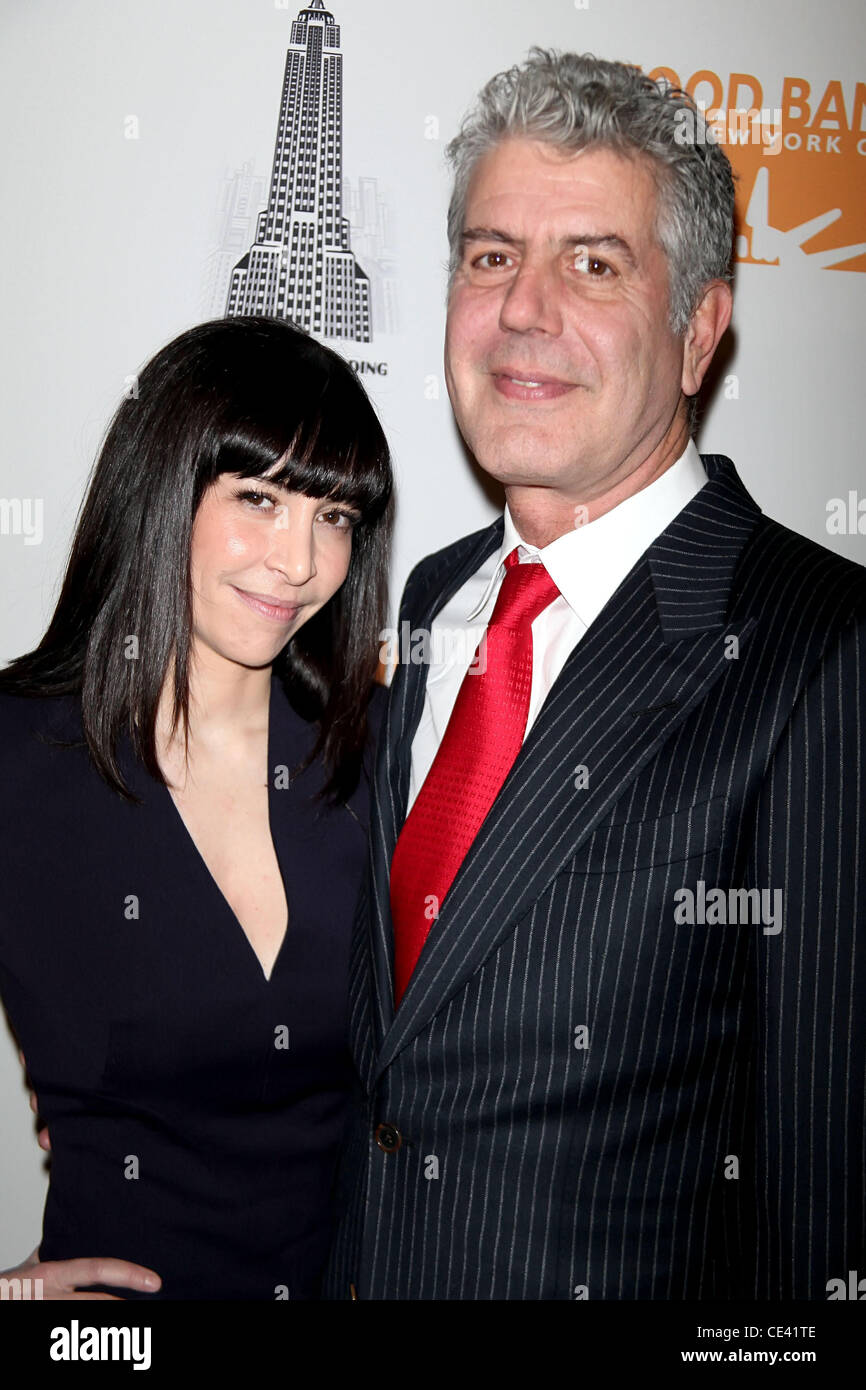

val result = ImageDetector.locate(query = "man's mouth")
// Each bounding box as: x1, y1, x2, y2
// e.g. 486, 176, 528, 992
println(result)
492, 371, 576, 401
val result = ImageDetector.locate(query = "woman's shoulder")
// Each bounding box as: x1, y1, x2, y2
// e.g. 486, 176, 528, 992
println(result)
0, 690, 85, 770
268, 674, 388, 809
269, 673, 389, 746
0, 687, 83, 728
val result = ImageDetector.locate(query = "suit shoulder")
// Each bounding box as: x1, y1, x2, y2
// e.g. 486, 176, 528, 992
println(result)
738, 515, 866, 628
400, 519, 502, 603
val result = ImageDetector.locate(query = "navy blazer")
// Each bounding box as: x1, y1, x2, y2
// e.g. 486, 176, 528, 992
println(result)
324, 454, 866, 1300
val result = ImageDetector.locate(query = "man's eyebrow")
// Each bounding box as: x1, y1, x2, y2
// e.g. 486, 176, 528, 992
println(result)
460, 227, 518, 247
566, 234, 637, 269
460, 227, 638, 269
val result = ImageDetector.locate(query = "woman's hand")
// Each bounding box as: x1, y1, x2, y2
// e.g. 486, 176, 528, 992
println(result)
19, 1049, 50, 1150
11, 1054, 160, 1295
27, 1078, 51, 1151
2, 1248, 161, 1299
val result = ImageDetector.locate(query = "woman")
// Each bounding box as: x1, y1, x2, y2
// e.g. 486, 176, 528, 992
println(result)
0, 315, 392, 1299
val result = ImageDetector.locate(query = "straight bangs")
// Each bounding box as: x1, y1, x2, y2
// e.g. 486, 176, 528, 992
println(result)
204, 339, 391, 525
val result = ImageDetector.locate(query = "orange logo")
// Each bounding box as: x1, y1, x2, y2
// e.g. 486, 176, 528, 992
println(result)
647, 68, 866, 272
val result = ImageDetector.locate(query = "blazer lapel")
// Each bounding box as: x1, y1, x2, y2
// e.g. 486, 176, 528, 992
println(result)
388, 518, 505, 814
372, 455, 763, 1078
359, 518, 504, 1080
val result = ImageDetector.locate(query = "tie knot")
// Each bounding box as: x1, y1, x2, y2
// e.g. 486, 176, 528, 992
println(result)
490, 549, 560, 629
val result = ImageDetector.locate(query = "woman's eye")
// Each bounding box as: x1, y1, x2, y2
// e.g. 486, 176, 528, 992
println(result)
236, 489, 277, 510
318, 509, 357, 530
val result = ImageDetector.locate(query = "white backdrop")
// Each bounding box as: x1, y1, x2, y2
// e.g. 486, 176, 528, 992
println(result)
1, 0, 864, 1268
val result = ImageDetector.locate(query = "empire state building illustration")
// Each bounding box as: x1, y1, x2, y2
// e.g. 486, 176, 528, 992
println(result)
226, 0, 371, 341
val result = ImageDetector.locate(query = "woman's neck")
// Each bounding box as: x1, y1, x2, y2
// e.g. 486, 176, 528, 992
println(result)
156, 650, 273, 759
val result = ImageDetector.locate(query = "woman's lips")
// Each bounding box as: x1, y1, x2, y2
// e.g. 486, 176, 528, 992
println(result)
492, 372, 576, 401
232, 586, 300, 624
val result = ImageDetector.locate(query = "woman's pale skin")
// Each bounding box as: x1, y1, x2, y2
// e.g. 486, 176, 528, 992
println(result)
5, 470, 360, 1298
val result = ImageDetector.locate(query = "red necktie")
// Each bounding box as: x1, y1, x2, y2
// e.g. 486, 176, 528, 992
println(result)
390, 549, 560, 1005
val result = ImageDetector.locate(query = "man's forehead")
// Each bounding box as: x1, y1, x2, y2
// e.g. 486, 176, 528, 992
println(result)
465, 137, 658, 208
460, 139, 662, 257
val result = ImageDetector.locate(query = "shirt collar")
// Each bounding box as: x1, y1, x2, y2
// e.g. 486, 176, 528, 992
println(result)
466, 440, 708, 624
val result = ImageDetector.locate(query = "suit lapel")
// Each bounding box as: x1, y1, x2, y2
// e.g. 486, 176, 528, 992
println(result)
388, 518, 504, 821
370, 456, 763, 1080
357, 518, 504, 1082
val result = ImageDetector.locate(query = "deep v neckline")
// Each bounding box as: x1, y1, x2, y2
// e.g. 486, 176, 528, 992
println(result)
161, 677, 290, 984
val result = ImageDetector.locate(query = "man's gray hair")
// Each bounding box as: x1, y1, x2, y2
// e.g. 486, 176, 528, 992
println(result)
445, 49, 736, 336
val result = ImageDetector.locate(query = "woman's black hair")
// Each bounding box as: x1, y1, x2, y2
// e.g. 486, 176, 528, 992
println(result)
0, 316, 393, 802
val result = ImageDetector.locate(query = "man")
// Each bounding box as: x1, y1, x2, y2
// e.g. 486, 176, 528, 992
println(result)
323, 50, 866, 1299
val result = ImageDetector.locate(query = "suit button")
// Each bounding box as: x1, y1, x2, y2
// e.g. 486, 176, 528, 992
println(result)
375, 1122, 402, 1153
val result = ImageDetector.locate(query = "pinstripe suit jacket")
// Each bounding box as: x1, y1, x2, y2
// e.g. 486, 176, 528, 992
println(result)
323, 453, 866, 1300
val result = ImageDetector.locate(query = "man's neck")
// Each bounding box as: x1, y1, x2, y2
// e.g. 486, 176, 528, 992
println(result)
505, 417, 692, 549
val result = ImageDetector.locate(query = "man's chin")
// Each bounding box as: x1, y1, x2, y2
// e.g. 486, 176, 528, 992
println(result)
471, 445, 584, 491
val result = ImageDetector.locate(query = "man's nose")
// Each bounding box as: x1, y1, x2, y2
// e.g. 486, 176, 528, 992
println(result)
268, 510, 317, 585
498, 260, 563, 335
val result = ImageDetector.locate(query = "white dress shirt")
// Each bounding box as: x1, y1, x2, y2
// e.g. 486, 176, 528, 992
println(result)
404, 440, 708, 813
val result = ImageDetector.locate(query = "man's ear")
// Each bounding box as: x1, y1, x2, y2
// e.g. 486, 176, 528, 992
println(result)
681, 280, 733, 397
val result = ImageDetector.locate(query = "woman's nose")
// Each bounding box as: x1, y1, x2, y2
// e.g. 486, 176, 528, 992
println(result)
267, 506, 317, 584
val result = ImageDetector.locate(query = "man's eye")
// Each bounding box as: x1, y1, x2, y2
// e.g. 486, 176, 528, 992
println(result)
573, 249, 613, 277
472, 250, 514, 270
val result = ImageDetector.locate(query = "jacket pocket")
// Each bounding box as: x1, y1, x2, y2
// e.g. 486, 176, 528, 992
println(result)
563, 795, 727, 875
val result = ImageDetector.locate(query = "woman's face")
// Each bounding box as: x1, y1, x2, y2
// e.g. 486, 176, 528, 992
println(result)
188, 472, 360, 672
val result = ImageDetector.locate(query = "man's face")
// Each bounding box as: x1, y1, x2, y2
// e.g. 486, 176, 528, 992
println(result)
444, 137, 690, 503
